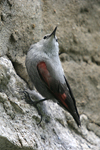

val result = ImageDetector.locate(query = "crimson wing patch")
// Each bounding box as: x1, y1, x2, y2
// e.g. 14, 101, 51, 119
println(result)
37, 61, 81, 126
37, 61, 69, 109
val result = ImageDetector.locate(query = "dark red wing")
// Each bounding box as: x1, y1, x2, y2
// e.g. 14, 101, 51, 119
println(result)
37, 61, 81, 126
37, 61, 69, 109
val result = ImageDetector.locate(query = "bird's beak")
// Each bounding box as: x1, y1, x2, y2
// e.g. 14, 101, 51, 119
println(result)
49, 26, 57, 38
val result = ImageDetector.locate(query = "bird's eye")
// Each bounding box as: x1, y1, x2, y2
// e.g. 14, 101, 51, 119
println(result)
56, 38, 58, 42
43, 36, 47, 39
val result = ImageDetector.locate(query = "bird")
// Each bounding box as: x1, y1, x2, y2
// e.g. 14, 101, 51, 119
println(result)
25, 27, 81, 127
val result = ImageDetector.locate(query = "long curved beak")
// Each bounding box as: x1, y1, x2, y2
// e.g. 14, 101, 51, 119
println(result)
49, 26, 57, 38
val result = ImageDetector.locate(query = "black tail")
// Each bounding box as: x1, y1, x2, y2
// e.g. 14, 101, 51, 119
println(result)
71, 111, 81, 127
64, 76, 81, 127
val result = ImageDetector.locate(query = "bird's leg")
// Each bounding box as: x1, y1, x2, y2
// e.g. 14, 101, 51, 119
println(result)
24, 90, 48, 125
24, 90, 48, 105
30, 97, 48, 105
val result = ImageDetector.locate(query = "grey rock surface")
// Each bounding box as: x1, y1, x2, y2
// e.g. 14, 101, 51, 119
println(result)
0, 57, 100, 150
62, 61, 100, 126
0, 0, 100, 149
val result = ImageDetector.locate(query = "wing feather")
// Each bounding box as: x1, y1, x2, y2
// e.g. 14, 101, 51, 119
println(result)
37, 61, 80, 126
37, 61, 69, 108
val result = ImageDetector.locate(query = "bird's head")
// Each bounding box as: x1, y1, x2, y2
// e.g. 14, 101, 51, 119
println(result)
42, 27, 59, 55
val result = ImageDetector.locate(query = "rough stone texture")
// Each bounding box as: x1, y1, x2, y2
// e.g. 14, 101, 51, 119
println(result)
0, 56, 100, 150
0, 0, 100, 149
62, 61, 100, 126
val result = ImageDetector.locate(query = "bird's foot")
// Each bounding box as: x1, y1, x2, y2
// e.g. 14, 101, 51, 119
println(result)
24, 90, 47, 105
24, 90, 48, 125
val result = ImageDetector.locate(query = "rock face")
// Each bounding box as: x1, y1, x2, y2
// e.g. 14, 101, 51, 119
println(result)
0, 0, 100, 149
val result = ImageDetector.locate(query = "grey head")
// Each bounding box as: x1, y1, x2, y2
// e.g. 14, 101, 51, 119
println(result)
40, 27, 59, 55
43, 26, 58, 40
